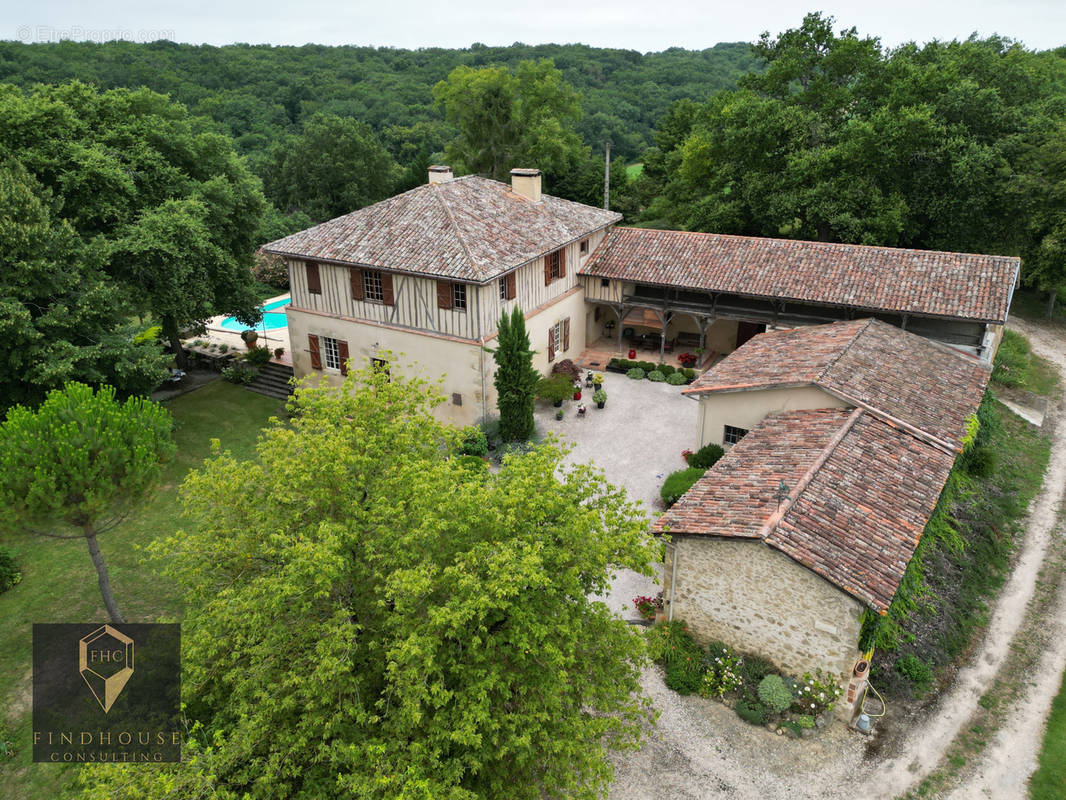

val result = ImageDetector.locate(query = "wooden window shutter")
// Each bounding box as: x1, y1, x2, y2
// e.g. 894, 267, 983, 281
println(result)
308, 334, 322, 370
306, 261, 321, 294
547, 329, 555, 362
563, 317, 570, 351
350, 269, 364, 301
338, 339, 350, 376
544, 256, 551, 286
506, 272, 516, 300
381, 272, 395, 305
559, 248, 567, 278
437, 280, 453, 309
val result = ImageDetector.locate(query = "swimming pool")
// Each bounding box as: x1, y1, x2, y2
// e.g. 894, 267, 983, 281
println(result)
220, 297, 291, 332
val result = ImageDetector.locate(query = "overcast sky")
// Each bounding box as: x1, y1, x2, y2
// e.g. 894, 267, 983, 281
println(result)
9, 0, 1066, 52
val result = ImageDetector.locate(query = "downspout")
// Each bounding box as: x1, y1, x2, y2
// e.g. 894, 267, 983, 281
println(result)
667, 540, 679, 622
479, 336, 488, 422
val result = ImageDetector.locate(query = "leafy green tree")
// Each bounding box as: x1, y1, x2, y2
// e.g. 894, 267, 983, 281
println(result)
0, 82, 268, 369
79, 361, 656, 799
0, 382, 175, 623
0, 162, 169, 409
261, 112, 400, 221
488, 307, 539, 441
434, 59, 586, 182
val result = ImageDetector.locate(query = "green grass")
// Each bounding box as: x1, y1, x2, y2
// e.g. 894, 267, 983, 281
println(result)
0, 380, 282, 799
625, 162, 643, 180
992, 330, 1060, 398
1031, 668, 1066, 798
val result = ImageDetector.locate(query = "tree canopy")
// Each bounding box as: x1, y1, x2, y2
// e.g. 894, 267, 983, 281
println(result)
79, 361, 657, 799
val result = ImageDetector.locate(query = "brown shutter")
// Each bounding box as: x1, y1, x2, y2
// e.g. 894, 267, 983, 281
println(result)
506, 272, 516, 299
437, 280, 453, 309
559, 248, 567, 278
544, 256, 551, 286
381, 273, 395, 305
308, 334, 322, 370
306, 261, 321, 294
338, 339, 349, 376
350, 269, 364, 301
547, 329, 555, 362
563, 317, 570, 351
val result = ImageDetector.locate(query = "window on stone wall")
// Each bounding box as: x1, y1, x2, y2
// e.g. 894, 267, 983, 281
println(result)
723, 425, 749, 445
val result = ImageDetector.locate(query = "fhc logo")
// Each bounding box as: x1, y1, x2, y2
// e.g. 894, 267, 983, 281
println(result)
33, 623, 180, 763
79, 625, 134, 713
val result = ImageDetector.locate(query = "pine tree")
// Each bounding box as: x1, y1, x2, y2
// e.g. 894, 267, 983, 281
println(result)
490, 307, 539, 441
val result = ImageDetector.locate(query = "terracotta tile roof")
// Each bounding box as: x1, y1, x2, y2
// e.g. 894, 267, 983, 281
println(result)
655, 408, 956, 612
262, 175, 621, 282
684, 319, 991, 451
581, 227, 1018, 324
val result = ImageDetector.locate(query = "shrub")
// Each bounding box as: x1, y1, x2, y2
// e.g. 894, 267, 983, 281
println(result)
638, 361, 655, 372
458, 426, 489, 457
535, 374, 573, 403
757, 674, 793, 713
608, 357, 620, 368
251, 250, 290, 290
455, 455, 489, 476
688, 442, 725, 470
966, 447, 997, 477
647, 370, 666, 382
735, 698, 768, 725
739, 654, 776, 691
550, 358, 582, 382
274, 347, 285, 359
658, 364, 675, 377
791, 669, 843, 715
683, 368, 696, 379
240, 329, 258, 346
244, 346, 273, 367
218, 343, 229, 353
221, 363, 254, 384
593, 389, 607, 404
633, 594, 663, 620
646, 620, 702, 665
660, 467, 707, 507
894, 654, 935, 696
666, 372, 687, 385
699, 641, 743, 698
665, 655, 706, 695
0, 547, 21, 594
626, 368, 645, 380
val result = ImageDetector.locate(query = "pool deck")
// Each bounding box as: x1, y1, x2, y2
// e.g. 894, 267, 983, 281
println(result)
186, 293, 293, 366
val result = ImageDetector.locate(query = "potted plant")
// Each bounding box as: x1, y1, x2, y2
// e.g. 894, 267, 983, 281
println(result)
241, 329, 258, 349
593, 389, 607, 409
555, 408, 564, 420
593, 373, 605, 389
585, 371, 595, 388
274, 347, 285, 359
577, 403, 587, 415
573, 388, 582, 401
536, 374, 572, 407
678, 352, 697, 368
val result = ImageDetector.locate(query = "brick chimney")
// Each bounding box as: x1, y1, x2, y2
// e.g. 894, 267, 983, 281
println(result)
428, 165, 453, 184
510, 168, 542, 203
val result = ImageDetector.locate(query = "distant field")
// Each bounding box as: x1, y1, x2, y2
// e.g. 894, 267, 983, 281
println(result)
626, 163, 644, 179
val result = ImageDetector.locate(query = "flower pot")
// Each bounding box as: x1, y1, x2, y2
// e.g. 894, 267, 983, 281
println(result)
594, 382, 603, 391
553, 399, 563, 407
596, 401, 605, 409
573, 391, 582, 401
628, 348, 636, 359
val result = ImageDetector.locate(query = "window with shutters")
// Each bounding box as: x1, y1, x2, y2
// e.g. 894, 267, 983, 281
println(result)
363, 270, 383, 302
551, 321, 562, 354
321, 336, 341, 371
306, 261, 321, 295
453, 283, 467, 311
547, 250, 562, 280
499, 277, 508, 301
723, 425, 749, 445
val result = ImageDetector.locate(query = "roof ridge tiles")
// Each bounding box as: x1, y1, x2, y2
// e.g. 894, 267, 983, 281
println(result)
814, 319, 874, 385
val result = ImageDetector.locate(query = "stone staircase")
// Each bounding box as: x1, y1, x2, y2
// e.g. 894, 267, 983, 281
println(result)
246, 361, 294, 401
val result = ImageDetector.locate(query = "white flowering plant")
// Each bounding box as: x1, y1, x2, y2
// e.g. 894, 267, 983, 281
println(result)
697, 643, 744, 698
789, 669, 842, 716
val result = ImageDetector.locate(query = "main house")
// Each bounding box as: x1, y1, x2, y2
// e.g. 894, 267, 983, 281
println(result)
263, 167, 1020, 426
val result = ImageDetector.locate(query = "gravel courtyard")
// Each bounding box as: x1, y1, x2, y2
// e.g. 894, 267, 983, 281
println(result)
533, 372, 869, 799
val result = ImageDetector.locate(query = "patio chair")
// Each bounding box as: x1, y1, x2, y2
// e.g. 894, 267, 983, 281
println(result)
663, 338, 675, 353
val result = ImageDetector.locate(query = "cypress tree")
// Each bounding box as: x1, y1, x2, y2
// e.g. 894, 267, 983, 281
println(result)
490, 307, 539, 441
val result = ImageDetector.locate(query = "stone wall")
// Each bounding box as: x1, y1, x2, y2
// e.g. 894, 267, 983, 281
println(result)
664, 536, 864, 684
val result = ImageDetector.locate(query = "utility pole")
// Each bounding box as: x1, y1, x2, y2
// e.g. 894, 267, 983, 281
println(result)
603, 140, 611, 210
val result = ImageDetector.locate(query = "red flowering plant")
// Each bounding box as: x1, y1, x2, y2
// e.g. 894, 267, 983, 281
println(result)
681, 448, 694, 465
677, 352, 697, 368
633, 593, 664, 621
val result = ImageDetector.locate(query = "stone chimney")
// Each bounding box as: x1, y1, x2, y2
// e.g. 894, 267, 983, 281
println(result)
428, 165, 453, 184
510, 168, 542, 203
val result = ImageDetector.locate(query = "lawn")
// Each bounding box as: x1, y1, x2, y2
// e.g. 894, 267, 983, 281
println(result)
1031, 668, 1066, 798
0, 380, 283, 799
625, 162, 643, 180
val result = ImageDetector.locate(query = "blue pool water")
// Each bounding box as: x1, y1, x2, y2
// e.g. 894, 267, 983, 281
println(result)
220, 297, 291, 331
